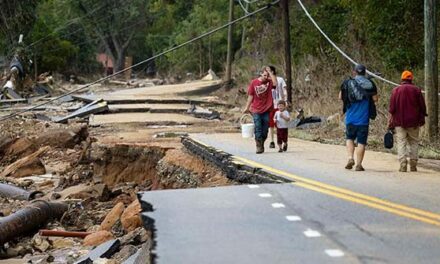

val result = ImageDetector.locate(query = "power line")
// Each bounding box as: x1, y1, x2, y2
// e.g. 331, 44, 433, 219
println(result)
295, 0, 399, 87
26, 0, 131, 49
0, 0, 280, 121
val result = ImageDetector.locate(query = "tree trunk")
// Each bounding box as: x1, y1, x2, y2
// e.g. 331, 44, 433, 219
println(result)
280, 0, 293, 106
424, 0, 439, 139
225, 0, 234, 87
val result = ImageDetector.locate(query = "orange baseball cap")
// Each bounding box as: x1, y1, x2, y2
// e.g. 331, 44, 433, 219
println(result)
401, 70, 413, 80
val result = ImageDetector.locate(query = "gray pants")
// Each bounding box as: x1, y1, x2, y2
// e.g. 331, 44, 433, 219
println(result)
395, 127, 420, 162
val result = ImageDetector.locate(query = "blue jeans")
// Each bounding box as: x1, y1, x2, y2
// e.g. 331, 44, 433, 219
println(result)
253, 111, 270, 141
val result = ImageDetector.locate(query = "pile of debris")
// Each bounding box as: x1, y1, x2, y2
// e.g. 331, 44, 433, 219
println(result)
0, 119, 152, 263
0, 114, 235, 263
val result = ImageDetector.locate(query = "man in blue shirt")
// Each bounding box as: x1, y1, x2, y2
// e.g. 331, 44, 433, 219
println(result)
339, 64, 378, 171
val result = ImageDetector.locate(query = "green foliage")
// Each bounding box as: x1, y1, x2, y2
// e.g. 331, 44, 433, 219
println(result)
0, 0, 39, 54
291, 0, 427, 71
169, 0, 228, 75
1, 0, 437, 78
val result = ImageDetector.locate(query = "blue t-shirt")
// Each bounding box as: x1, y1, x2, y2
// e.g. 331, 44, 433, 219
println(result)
344, 75, 376, 126
345, 99, 369, 125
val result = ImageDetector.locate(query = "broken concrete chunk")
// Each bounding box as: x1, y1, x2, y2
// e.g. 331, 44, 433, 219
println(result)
54, 99, 108, 124
83, 231, 114, 247
112, 245, 138, 263
120, 227, 150, 246
121, 200, 142, 232
75, 239, 120, 264
100, 202, 125, 231
34, 125, 88, 149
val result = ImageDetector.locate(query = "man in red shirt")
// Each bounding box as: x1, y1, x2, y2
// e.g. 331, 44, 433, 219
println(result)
243, 66, 277, 154
388, 70, 427, 172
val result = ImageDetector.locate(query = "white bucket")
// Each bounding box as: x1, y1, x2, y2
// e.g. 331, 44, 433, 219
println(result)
240, 114, 255, 138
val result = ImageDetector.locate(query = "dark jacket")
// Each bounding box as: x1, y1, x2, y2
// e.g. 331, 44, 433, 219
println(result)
389, 81, 427, 128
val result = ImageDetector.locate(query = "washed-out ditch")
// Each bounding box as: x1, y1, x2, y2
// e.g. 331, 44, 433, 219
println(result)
0, 116, 291, 263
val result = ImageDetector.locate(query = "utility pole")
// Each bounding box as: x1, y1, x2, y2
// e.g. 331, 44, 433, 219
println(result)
225, 0, 234, 88
280, 0, 293, 105
424, 0, 438, 139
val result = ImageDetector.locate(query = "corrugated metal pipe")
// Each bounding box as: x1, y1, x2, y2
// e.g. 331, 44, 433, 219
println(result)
0, 183, 43, 201
0, 201, 68, 245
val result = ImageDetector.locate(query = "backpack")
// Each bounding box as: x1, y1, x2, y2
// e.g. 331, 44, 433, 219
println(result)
344, 78, 366, 103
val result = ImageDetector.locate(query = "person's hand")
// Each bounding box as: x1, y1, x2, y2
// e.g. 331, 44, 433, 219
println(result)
265, 66, 272, 74
242, 108, 250, 114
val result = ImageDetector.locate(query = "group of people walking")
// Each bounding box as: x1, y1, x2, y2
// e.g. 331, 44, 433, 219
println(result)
243, 66, 290, 154
243, 64, 427, 172
340, 64, 427, 172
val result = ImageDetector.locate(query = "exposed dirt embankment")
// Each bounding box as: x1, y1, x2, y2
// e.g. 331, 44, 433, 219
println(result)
91, 144, 233, 189
91, 144, 166, 187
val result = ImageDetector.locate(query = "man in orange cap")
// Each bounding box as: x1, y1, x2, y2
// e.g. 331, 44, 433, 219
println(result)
388, 70, 427, 172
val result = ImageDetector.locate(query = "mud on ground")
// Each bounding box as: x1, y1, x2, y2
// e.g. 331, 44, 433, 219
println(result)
0, 116, 236, 263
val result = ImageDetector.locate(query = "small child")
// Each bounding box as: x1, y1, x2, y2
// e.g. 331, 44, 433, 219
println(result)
273, 100, 290, 152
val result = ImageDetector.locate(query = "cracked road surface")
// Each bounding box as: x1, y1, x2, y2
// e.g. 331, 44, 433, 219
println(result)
138, 133, 440, 263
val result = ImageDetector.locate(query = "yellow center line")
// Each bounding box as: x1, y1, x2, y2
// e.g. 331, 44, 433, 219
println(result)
190, 137, 440, 225
294, 182, 440, 227
233, 155, 440, 224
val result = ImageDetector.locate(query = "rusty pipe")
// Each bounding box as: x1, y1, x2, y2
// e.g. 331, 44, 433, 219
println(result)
39, 229, 91, 238
0, 183, 43, 201
0, 201, 68, 245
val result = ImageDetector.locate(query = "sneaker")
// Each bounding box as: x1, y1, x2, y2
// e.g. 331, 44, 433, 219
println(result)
282, 143, 288, 152
355, 164, 365, 171
345, 159, 355, 169
269, 142, 275, 148
278, 148, 283, 153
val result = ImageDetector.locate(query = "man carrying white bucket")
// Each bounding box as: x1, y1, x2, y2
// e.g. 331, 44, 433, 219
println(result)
243, 66, 277, 154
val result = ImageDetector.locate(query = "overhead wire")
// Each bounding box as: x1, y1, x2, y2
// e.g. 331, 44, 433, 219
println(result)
0, 0, 280, 122
295, 0, 399, 87
238, 0, 250, 15
26, 0, 131, 49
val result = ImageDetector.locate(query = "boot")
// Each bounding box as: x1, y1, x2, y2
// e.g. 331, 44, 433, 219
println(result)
255, 139, 264, 154
409, 159, 417, 172
399, 160, 407, 172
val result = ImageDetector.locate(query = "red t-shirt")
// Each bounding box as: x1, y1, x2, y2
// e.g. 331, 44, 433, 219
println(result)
248, 78, 274, 114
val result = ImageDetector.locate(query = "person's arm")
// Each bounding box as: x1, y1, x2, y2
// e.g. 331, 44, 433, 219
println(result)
243, 95, 253, 114
281, 111, 290, 121
371, 81, 379, 102
266, 66, 277, 88
419, 90, 427, 116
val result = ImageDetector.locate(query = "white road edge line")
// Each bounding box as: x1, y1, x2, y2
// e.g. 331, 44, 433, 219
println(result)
325, 249, 345, 257
303, 229, 321, 237
258, 193, 272, 198
248, 184, 260, 189
286, 215, 301, 221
